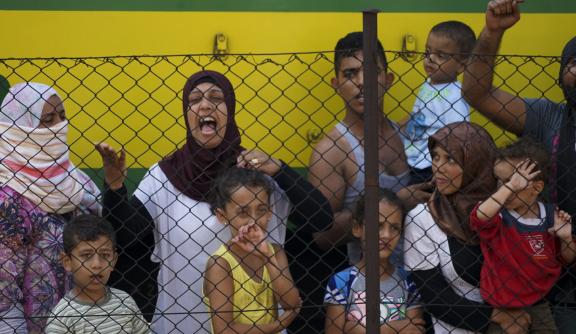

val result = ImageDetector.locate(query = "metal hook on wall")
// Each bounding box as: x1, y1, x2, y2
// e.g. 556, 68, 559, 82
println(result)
213, 33, 229, 61
400, 34, 418, 62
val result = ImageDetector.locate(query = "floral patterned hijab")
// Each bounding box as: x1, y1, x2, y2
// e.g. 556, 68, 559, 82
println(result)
0, 82, 101, 214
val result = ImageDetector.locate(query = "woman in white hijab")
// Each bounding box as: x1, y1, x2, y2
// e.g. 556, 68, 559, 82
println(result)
0, 82, 101, 334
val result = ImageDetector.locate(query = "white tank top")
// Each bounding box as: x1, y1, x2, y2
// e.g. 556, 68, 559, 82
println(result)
334, 122, 411, 264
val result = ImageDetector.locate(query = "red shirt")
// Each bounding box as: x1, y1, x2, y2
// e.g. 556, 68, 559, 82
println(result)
469, 203, 561, 307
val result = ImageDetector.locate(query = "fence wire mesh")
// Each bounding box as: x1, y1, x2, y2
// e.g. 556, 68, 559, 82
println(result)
0, 49, 573, 334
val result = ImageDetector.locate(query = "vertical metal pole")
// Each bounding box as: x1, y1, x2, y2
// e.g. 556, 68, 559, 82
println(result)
363, 9, 380, 334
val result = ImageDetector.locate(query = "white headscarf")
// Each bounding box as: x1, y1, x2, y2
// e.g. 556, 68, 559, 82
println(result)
0, 82, 101, 214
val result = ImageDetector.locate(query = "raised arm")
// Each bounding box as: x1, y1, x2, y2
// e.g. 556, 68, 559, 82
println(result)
462, 0, 526, 135
549, 210, 576, 264
476, 160, 540, 221
96, 143, 154, 247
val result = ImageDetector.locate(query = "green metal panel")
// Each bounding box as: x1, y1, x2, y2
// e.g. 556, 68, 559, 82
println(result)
82, 167, 308, 195
0, 76, 9, 104
0, 0, 574, 13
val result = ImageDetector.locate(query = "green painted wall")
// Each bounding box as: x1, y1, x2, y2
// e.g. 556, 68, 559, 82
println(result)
82, 167, 309, 195
0, 0, 574, 12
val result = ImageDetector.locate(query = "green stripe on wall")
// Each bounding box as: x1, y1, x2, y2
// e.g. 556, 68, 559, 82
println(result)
82, 167, 309, 195
1, 0, 575, 13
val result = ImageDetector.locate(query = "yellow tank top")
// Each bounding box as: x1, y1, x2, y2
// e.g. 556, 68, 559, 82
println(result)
207, 244, 278, 332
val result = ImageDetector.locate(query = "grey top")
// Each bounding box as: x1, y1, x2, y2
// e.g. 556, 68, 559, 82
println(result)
523, 98, 567, 152
335, 122, 410, 209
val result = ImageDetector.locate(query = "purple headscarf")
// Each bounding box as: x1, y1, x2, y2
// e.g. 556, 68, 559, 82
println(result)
159, 70, 242, 201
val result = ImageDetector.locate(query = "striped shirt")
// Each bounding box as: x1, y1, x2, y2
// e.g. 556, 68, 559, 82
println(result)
46, 287, 149, 334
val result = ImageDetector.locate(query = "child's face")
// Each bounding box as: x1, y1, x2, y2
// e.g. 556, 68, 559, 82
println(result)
62, 236, 117, 300
217, 185, 272, 236
424, 32, 465, 84
431, 145, 463, 195
353, 200, 403, 260
493, 158, 542, 212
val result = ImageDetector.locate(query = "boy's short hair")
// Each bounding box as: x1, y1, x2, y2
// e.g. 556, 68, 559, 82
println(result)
354, 188, 405, 225
63, 214, 117, 254
334, 31, 387, 75
498, 137, 550, 182
430, 21, 476, 56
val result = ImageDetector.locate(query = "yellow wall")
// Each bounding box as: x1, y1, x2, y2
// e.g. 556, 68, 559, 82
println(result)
0, 11, 573, 167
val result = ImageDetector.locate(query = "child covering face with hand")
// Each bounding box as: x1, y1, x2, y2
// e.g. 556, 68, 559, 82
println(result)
204, 167, 301, 334
470, 137, 576, 333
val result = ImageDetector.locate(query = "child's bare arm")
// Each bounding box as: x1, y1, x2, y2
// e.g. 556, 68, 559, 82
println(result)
405, 307, 423, 321
266, 245, 301, 310
205, 256, 294, 334
476, 160, 539, 221
475, 185, 513, 221
325, 304, 347, 334
232, 224, 300, 311
549, 210, 576, 264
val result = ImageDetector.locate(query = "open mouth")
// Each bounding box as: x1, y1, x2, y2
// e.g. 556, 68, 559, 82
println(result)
199, 116, 217, 135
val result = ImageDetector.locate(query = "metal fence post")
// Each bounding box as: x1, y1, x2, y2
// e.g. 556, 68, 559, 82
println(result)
363, 9, 380, 334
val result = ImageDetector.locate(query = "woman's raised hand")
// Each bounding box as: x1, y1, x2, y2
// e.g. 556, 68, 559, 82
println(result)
237, 149, 282, 176
95, 143, 127, 190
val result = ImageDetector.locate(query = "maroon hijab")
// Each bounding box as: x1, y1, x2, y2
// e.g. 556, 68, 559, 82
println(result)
159, 70, 242, 201
428, 122, 497, 244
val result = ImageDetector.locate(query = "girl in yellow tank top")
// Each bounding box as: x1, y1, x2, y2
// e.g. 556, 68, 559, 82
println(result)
204, 167, 301, 334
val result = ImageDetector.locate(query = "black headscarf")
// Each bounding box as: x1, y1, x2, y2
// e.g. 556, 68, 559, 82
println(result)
557, 36, 576, 213
159, 70, 242, 201
560, 36, 576, 109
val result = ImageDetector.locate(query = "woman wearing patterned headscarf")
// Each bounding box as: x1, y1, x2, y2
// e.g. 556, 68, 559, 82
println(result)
403, 122, 525, 333
96, 70, 332, 334
0, 82, 101, 334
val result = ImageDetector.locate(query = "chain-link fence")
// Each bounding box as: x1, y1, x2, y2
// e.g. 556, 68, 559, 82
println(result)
0, 38, 573, 334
